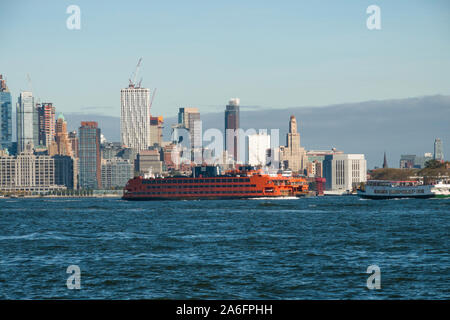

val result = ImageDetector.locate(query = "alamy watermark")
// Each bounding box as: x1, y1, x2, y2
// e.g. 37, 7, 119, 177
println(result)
366, 5, 381, 30
169, 125, 280, 168
366, 265, 381, 290
66, 5, 81, 30
66, 265, 81, 289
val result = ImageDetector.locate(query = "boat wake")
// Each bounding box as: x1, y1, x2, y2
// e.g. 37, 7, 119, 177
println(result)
248, 197, 299, 200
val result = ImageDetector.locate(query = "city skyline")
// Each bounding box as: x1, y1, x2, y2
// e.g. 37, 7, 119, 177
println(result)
1, 1, 450, 118
2, 74, 447, 169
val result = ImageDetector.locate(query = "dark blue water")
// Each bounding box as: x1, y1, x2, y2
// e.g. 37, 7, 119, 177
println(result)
0, 196, 448, 299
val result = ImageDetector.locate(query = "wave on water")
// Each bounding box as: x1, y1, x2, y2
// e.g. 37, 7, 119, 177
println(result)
248, 197, 299, 200
0, 231, 73, 241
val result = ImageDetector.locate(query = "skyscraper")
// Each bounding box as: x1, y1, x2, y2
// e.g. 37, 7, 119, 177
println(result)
120, 85, 151, 152
177, 107, 202, 160
279, 115, 307, 172
37, 102, 56, 147
53, 114, 73, 156
434, 138, 444, 162
0, 75, 12, 150
17, 91, 38, 153
224, 98, 240, 162
79, 121, 101, 189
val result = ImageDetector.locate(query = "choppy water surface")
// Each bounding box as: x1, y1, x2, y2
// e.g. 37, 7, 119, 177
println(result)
0, 196, 448, 299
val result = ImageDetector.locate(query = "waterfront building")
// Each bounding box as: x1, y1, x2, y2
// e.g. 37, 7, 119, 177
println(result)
16, 91, 38, 153
0, 75, 12, 150
53, 155, 77, 189
224, 98, 240, 162
136, 149, 163, 175
247, 132, 270, 166
150, 116, 163, 147
279, 115, 307, 173
79, 121, 101, 189
323, 154, 367, 192
0, 143, 64, 193
434, 138, 444, 162
120, 85, 151, 152
37, 103, 56, 147
101, 157, 133, 189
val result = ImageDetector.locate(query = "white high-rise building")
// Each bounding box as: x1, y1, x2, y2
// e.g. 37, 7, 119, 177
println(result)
323, 154, 367, 192
247, 133, 270, 166
17, 91, 37, 153
120, 86, 151, 152
434, 138, 444, 162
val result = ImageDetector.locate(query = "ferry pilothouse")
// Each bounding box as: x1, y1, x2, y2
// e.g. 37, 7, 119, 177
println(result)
357, 180, 434, 199
122, 165, 309, 201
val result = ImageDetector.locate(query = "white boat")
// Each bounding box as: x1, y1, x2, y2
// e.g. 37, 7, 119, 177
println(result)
431, 181, 450, 198
357, 180, 434, 199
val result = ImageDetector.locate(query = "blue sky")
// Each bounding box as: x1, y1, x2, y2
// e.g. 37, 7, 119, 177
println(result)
1, 0, 449, 117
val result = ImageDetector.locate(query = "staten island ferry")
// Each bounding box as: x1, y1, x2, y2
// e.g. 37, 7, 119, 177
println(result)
122, 165, 309, 201
357, 180, 434, 200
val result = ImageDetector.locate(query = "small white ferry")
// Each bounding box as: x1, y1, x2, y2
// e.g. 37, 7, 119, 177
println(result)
431, 181, 450, 198
357, 180, 434, 199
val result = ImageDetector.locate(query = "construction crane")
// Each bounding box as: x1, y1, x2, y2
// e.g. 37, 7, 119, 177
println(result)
149, 88, 157, 109
128, 58, 142, 87
26, 73, 33, 92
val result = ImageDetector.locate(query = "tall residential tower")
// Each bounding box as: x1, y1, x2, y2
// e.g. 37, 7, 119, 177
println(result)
37, 103, 56, 147
224, 98, 240, 162
17, 91, 38, 153
0, 75, 12, 150
434, 138, 444, 162
79, 121, 101, 189
120, 84, 151, 152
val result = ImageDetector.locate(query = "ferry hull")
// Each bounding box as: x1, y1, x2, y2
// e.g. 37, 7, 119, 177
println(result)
433, 194, 450, 199
122, 194, 308, 201
357, 191, 434, 200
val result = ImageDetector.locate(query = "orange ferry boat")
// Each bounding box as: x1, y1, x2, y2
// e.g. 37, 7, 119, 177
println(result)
122, 166, 309, 201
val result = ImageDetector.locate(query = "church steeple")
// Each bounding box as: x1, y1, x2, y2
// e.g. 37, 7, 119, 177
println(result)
383, 151, 388, 168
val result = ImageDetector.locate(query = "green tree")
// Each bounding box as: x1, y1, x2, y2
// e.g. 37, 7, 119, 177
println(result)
424, 159, 443, 169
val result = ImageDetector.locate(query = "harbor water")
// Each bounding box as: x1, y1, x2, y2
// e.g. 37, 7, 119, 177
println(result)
0, 196, 448, 299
